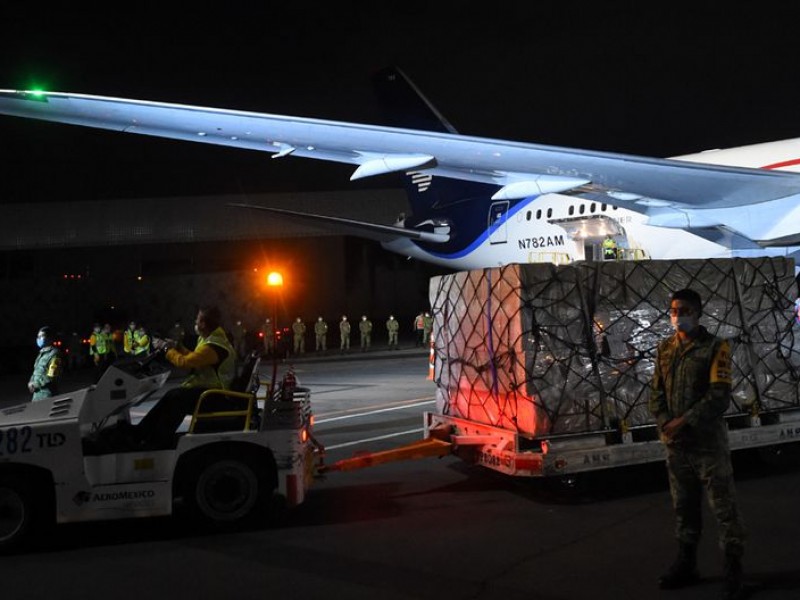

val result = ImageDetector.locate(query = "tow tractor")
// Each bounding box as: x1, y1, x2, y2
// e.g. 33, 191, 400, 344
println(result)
0, 351, 321, 552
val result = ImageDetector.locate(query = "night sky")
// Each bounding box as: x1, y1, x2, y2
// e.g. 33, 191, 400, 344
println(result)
1, 4, 800, 202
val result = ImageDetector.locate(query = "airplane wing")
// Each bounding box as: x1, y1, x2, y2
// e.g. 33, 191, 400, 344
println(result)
2, 89, 800, 211
229, 203, 449, 244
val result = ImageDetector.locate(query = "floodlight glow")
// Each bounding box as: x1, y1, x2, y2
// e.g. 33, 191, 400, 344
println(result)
267, 271, 284, 287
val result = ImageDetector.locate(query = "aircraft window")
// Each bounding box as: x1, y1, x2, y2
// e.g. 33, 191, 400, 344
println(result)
579, 204, 585, 215
547, 208, 552, 218
613, 205, 618, 210
526, 211, 531, 221
569, 206, 574, 216
536, 209, 542, 219
590, 203, 596, 213
601, 203, 607, 211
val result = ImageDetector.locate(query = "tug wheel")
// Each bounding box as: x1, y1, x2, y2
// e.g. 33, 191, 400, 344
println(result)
192, 457, 262, 524
0, 478, 34, 553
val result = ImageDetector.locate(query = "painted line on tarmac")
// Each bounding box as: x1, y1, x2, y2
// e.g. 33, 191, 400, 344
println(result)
325, 428, 425, 450
315, 399, 435, 424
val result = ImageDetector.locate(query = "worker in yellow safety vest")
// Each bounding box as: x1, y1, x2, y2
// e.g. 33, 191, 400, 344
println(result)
603, 235, 618, 260
137, 306, 236, 447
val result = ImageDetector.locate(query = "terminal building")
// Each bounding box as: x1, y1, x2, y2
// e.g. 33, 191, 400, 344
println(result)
0, 188, 443, 370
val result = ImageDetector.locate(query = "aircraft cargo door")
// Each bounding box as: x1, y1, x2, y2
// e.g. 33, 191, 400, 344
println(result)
488, 201, 509, 245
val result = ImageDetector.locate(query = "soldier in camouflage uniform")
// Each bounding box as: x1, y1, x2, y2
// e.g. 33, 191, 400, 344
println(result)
386, 315, 400, 349
314, 317, 328, 352
649, 289, 746, 600
28, 326, 62, 401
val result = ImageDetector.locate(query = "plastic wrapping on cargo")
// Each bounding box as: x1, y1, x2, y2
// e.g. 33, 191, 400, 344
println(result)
429, 258, 800, 438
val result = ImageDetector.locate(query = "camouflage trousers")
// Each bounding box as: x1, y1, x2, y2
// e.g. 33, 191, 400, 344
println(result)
665, 445, 746, 555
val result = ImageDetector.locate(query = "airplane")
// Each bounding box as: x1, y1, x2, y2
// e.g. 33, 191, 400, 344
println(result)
2, 68, 800, 272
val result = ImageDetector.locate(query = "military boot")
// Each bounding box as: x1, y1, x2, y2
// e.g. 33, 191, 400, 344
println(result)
721, 552, 745, 600
658, 542, 700, 589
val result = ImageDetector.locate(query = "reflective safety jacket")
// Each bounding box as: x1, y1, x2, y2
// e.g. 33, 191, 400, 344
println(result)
90, 331, 113, 355
133, 329, 150, 355
123, 328, 135, 354
166, 326, 235, 390
649, 326, 732, 449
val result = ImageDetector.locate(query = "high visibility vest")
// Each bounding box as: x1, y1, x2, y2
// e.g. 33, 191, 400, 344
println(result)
93, 331, 112, 355
133, 330, 150, 355
123, 329, 135, 353
181, 326, 236, 390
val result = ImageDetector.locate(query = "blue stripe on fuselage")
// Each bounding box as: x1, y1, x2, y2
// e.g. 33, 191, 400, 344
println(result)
417, 195, 538, 259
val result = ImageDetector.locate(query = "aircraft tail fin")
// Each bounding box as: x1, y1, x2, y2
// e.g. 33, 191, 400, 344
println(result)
372, 67, 499, 218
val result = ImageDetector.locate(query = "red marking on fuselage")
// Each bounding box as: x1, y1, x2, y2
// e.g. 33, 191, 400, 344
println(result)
762, 158, 800, 170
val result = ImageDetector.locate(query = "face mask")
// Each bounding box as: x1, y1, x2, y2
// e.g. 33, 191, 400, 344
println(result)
671, 315, 698, 333
36, 337, 45, 348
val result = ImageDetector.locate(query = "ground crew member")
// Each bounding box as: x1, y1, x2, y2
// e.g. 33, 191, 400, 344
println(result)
123, 321, 137, 355
422, 312, 433, 345
602, 234, 618, 260
261, 317, 275, 354
649, 288, 746, 600
339, 315, 351, 352
141, 306, 237, 447
386, 315, 399, 349
314, 317, 328, 351
89, 322, 115, 380
133, 323, 150, 355
359, 315, 373, 351
28, 326, 62, 401
292, 317, 306, 354
414, 312, 425, 346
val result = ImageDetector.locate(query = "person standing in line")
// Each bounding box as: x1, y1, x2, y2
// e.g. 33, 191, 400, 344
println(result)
649, 288, 746, 600
261, 317, 275, 355
386, 315, 399, 349
339, 315, 351, 352
359, 315, 373, 351
314, 317, 328, 352
292, 317, 306, 354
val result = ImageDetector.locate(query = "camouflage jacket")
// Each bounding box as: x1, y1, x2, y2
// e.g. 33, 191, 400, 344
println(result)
29, 345, 62, 401
649, 326, 732, 449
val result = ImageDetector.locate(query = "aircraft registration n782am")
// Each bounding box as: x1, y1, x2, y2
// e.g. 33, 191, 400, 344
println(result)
2, 68, 800, 271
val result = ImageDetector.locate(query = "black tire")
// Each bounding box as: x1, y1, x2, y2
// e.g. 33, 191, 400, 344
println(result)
190, 457, 265, 525
0, 478, 34, 553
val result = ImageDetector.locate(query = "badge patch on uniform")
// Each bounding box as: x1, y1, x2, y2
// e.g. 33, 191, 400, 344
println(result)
710, 340, 732, 384
47, 357, 62, 378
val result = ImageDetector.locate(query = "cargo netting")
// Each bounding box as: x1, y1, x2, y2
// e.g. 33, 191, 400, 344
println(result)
429, 258, 800, 438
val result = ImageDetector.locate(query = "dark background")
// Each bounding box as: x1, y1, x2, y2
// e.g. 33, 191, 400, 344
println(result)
0, 3, 799, 369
